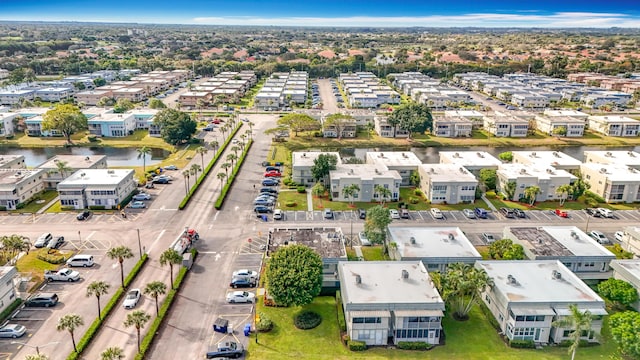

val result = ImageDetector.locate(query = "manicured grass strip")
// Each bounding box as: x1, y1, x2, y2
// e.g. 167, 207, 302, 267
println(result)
66, 254, 148, 360
134, 249, 196, 360
214, 139, 253, 210
178, 122, 243, 209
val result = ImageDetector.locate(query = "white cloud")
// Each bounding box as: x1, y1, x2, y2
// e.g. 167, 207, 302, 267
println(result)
191, 12, 640, 27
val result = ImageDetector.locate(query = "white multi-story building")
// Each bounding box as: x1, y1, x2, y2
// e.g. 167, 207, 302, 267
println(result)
0, 169, 45, 210
496, 164, 576, 202
37, 155, 108, 189
57, 169, 136, 209
534, 116, 585, 137
329, 164, 401, 202
504, 226, 615, 280
0, 112, 18, 136
291, 152, 342, 185
373, 116, 409, 138
0, 155, 26, 169
0, 267, 18, 314
580, 163, 640, 203
583, 150, 640, 170
432, 116, 473, 137
35, 87, 73, 102
476, 260, 606, 345
365, 152, 422, 186
588, 115, 640, 137
483, 115, 529, 137
512, 151, 582, 172
0, 89, 35, 105
439, 151, 502, 175
417, 164, 478, 204
543, 109, 589, 122
87, 112, 136, 137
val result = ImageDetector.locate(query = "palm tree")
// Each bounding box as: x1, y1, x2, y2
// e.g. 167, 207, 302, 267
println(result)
524, 185, 541, 206
438, 263, 493, 319
209, 140, 219, 154
25, 355, 49, 360
101, 346, 124, 360
54, 160, 73, 179
124, 310, 151, 354
195, 146, 208, 169
226, 153, 237, 168
182, 170, 191, 195
1, 234, 31, 260
342, 184, 360, 206
137, 146, 152, 176
248, 122, 254, 137
556, 184, 573, 206
221, 162, 231, 176
144, 281, 167, 315
245, 128, 253, 141
190, 164, 202, 179
86, 281, 110, 320
374, 184, 392, 206
56, 313, 84, 353
230, 145, 240, 156
106, 246, 134, 288
159, 248, 183, 289
217, 172, 227, 187
552, 304, 593, 360
220, 124, 228, 139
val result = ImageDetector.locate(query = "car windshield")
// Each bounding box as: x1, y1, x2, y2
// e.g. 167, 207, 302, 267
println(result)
127, 291, 137, 299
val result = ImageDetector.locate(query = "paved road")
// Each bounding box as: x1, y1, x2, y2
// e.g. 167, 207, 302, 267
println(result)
317, 78, 339, 113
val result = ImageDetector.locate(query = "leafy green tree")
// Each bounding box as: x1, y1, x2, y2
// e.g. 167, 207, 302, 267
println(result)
97, 97, 116, 107
502, 181, 517, 201
182, 170, 190, 194
154, 108, 198, 145
159, 248, 183, 289
56, 313, 84, 353
106, 246, 134, 288
149, 98, 167, 109
42, 104, 87, 144
409, 170, 421, 187
571, 177, 590, 200
342, 184, 360, 206
124, 310, 151, 353
552, 304, 593, 360
498, 151, 513, 162
86, 280, 110, 320
93, 77, 107, 87
610, 311, 640, 358
101, 346, 124, 360
488, 239, 525, 260
113, 98, 135, 113
217, 172, 227, 187
437, 263, 493, 319
136, 146, 151, 176
1, 234, 31, 260
53, 159, 73, 179
552, 125, 567, 137
276, 113, 319, 136
386, 103, 432, 138
364, 205, 392, 247
479, 169, 497, 191
144, 280, 167, 315
324, 113, 355, 139
310, 154, 338, 183
597, 279, 639, 310
556, 184, 573, 206
523, 185, 541, 205
265, 244, 323, 307
311, 182, 325, 198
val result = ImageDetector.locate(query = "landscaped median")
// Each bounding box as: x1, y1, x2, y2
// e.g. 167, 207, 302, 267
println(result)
178, 122, 243, 210
66, 254, 148, 360
134, 249, 196, 360
214, 139, 253, 210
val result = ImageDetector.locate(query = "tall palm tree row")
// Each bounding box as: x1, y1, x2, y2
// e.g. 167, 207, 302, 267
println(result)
124, 310, 151, 354
106, 246, 134, 288
159, 248, 183, 289
56, 313, 84, 353
101, 346, 124, 360
86, 280, 110, 320
144, 281, 167, 315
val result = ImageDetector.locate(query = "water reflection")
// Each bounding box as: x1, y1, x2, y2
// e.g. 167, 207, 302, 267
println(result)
1, 147, 170, 167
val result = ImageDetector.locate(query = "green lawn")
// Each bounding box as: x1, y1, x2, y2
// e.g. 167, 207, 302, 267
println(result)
249, 297, 621, 360
15, 249, 74, 283
360, 246, 388, 261
9, 190, 58, 213
277, 190, 308, 211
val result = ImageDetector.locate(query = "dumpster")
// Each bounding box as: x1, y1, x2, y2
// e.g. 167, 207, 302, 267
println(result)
213, 318, 228, 333
244, 323, 251, 337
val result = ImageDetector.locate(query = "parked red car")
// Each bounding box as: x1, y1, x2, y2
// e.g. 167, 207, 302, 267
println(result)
212, 118, 221, 124
264, 171, 281, 177
555, 209, 568, 218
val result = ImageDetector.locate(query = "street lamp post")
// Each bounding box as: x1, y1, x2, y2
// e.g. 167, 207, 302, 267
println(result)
137, 228, 143, 259
12, 341, 59, 355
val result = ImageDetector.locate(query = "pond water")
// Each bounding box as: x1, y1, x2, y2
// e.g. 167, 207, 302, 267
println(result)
1, 147, 170, 167
341, 145, 640, 163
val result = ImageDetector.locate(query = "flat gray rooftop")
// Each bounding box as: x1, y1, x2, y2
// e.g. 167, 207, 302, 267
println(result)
476, 260, 604, 304
268, 227, 346, 259
509, 226, 615, 258
389, 226, 481, 259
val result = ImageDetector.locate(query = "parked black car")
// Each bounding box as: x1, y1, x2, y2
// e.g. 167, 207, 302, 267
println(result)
513, 209, 526, 218
206, 341, 244, 359
253, 206, 272, 214
358, 208, 366, 219
76, 210, 92, 221
585, 208, 602, 217
260, 187, 278, 194
25, 293, 59, 307
230, 276, 256, 288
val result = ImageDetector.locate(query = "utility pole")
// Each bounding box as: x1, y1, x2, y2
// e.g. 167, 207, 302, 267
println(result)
137, 228, 143, 259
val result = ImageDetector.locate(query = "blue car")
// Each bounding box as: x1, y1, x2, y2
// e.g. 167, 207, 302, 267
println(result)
254, 199, 274, 206
262, 179, 279, 186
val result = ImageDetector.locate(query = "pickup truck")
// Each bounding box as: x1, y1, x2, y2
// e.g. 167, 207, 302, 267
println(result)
206, 341, 244, 359
44, 268, 80, 282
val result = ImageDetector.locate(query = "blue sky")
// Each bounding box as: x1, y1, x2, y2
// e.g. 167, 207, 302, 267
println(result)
1, 0, 640, 27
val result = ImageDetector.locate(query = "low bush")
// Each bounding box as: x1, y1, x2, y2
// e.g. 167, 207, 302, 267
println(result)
409, 197, 419, 204
509, 339, 535, 348
0, 299, 22, 323
87, 135, 98, 142
0, 206, 6, 211
478, 301, 501, 331
397, 341, 433, 350
37, 249, 67, 264
348, 340, 367, 351
285, 201, 297, 207
414, 188, 423, 196
335, 291, 346, 332
294, 310, 322, 330
559, 339, 595, 348
256, 312, 274, 332
88, 205, 105, 210
15, 203, 25, 210
60, 205, 75, 211
297, 186, 306, 193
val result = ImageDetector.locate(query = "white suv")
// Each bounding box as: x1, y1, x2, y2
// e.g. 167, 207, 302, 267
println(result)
597, 208, 613, 218
430, 208, 444, 219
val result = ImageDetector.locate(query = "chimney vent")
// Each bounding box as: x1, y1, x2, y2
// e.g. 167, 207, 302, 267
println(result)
401, 270, 409, 279
355, 275, 362, 284
410, 237, 416, 245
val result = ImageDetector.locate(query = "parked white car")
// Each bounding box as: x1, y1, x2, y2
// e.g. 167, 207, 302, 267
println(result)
389, 209, 400, 219
597, 208, 614, 218
615, 231, 624, 242
123, 289, 141, 309
589, 230, 610, 244
430, 208, 444, 219
358, 232, 371, 246
226, 291, 255, 303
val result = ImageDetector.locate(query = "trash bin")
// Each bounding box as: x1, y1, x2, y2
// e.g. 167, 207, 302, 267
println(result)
244, 323, 251, 337
213, 318, 228, 333
261, 215, 268, 222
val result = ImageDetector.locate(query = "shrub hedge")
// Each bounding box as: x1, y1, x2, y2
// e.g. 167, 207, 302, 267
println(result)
294, 310, 322, 330
36, 249, 68, 264
509, 339, 535, 348
134, 249, 196, 360
214, 139, 253, 209
256, 312, 274, 332
397, 341, 433, 350
0, 299, 22, 323
66, 254, 148, 360
559, 339, 595, 348
179, 123, 243, 210
335, 291, 346, 332
348, 340, 367, 351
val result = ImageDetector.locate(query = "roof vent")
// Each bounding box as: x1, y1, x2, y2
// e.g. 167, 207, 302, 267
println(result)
460, 167, 466, 174
85, 156, 90, 161
507, 274, 517, 285
410, 237, 416, 245
454, 152, 460, 158
448, 233, 455, 241
628, 151, 636, 157
302, 153, 306, 157
531, 152, 537, 157
355, 274, 362, 284
107, 170, 115, 174
553, 151, 560, 158
605, 151, 612, 157
520, 168, 527, 174
402, 153, 408, 158
552, 270, 562, 280
375, 168, 381, 175
401, 270, 409, 279
546, 169, 554, 174
599, 168, 607, 174
476, 152, 484, 158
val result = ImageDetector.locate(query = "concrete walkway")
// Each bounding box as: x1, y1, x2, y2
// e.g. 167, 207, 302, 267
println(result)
481, 193, 497, 211
306, 190, 313, 211
37, 196, 59, 214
